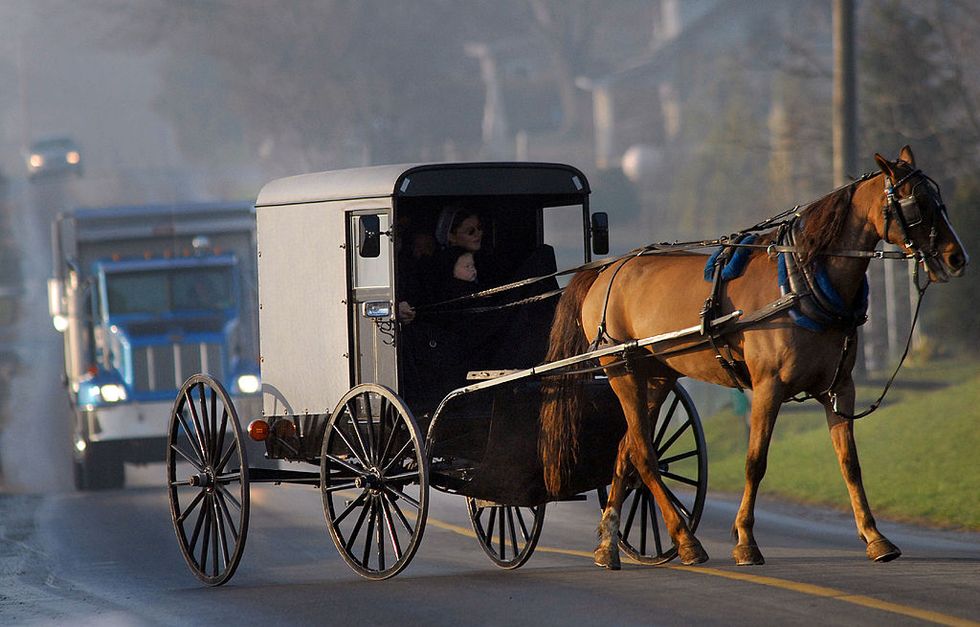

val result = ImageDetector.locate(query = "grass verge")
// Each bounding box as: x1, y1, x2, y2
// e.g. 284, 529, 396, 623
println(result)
703, 357, 980, 530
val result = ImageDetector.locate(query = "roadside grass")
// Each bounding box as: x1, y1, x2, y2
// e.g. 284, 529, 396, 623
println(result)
702, 357, 980, 530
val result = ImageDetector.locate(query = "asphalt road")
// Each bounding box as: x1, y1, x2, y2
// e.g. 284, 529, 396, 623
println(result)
1, 463, 978, 627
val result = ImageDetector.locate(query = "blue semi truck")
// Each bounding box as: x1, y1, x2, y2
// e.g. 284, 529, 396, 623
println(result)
48, 202, 261, 490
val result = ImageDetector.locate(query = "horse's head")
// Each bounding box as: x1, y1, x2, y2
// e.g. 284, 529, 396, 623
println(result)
873, 146, 969, 283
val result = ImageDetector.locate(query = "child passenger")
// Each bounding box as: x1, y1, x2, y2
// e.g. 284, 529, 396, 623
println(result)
439, 246, 479, 300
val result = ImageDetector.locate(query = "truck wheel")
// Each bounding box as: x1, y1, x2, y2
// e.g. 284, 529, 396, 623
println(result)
74, 444, 125, 491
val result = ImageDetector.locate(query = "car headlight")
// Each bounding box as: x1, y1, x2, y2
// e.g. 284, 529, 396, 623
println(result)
99, 383, 127, 403
66, 151, 81, 165
29, 154, 44, 169
236, 374, 260, 394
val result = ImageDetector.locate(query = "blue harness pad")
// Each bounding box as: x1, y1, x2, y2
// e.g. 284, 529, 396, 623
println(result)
777, 254, 869, 332
703, 234, 757, 281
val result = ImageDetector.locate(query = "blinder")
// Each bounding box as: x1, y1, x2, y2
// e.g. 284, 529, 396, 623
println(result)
897, 194, 923, 227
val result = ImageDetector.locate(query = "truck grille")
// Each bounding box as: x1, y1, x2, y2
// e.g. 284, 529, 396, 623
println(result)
132, 343, 224, 392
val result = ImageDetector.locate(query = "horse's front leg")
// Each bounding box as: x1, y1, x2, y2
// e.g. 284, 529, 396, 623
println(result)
595, 437, 631, 570
821, 378, 901, 562
733, 378, 783, 565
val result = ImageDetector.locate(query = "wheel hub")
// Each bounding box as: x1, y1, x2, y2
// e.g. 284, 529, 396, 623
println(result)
354, 470, 383, 494
188, 468, 215, 489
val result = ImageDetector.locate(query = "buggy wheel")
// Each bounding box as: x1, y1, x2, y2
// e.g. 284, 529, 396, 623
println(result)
167, 374, 249, 586
466, 499, 545, 569
321, 384, 428, 580
598, 382, 707, 565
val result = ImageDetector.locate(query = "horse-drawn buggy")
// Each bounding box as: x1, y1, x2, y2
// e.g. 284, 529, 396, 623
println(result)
168, 148, 968, 585
167, 162, 708, 584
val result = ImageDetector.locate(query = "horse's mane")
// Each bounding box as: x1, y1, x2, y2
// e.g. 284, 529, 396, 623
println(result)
795, 183, 857, 266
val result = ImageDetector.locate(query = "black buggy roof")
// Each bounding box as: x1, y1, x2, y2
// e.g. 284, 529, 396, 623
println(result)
255, 162, 591, 207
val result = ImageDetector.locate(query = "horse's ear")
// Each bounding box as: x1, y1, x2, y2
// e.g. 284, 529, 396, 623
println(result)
874, 153, 895, 179
898, 145, 916, 167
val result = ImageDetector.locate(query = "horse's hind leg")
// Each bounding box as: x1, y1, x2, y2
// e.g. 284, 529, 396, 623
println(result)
733, 378, 784, 565
607, 368, 707, 565
595, 437, 630, 570
820, 378, 901, 562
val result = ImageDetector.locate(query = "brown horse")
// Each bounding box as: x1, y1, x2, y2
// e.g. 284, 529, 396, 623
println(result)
539, 146, 968, 568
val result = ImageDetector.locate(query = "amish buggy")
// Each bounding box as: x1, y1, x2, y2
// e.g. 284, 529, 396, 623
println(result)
167, 161, 708, 584
167, 147, 968, 584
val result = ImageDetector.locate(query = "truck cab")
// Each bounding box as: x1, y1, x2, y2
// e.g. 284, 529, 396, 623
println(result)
50, 202, 261, 490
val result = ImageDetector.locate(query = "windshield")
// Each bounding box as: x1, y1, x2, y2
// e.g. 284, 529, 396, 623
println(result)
105, 266, 235, 315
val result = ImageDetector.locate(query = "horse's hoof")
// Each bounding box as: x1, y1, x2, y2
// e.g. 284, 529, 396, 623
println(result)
866, 538, 901, 562
678, 541, 708, 566
594, 546, 621, 570
732, 543, 765, 566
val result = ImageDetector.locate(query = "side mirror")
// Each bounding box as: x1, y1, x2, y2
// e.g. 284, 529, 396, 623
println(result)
590, 212, 609, 255
358, 215, 381, 258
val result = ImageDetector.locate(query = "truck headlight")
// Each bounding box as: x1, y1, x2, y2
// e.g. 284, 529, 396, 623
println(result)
99, 383, 127, 403
236, 374, 260, 394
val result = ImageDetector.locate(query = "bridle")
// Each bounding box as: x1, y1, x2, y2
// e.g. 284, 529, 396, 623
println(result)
881, 166, 948, 271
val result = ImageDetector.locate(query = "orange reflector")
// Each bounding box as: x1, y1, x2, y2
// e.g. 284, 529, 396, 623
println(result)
247, 419, 269, 441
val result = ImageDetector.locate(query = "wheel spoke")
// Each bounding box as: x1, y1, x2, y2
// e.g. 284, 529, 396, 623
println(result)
362, 498, 377, 568
213, 496, 230, 569
658, 419, 692, 457
197, 383, 212, 463
380, 439, 414, 474
659, 449, 698, 465
176, 490, 207, 525
366, 394, 379, 466
214, 440, 237, 474
514, 508, 530, 542
664, 485, 692, 520
213, 408, 228, 473
506, 507, 519, 558
199, 500, 212, 573
175, 405, 206, 468
382, 470, 420, 484
215, 482, 242, 511
187, 498, 208, 554
622, 488, 641, 537
209, 388, 219, 460
214, 488, 240, 541
661, 470, 699, 487
380, 494, 403, 561
331, 424, 370, 469
171, 443, 205, 472
343, 497, 373, 553
375, 497, 386, 572
484, 506, 497, 549
378, 408, 401, 469
386, 493, 415, 533
210, 494, 220, 576
648, 493, 664, 555
653, 394, 680, 447
639, 492, 648, 555
382, 484, 420, 510
324, 453, 366, 477
331, 491, 368, 526
346, 399, 372, 465
322, 481, 359, 494
185, 390, 210, 465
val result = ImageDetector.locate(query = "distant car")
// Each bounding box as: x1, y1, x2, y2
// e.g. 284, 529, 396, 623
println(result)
27, 137, 83, 180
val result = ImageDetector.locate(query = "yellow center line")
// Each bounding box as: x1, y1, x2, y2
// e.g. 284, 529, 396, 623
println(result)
425, 516, 979, 627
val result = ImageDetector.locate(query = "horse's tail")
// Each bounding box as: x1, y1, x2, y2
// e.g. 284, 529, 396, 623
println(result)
539, 269, 601, 496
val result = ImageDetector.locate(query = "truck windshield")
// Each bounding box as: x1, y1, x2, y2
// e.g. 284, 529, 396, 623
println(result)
105, 267, 234, 315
